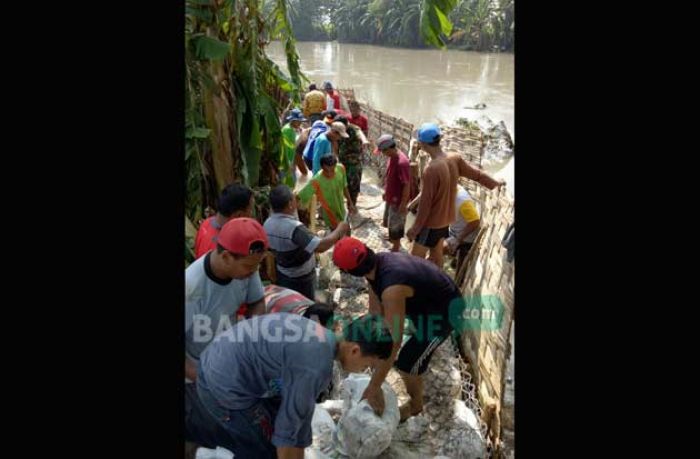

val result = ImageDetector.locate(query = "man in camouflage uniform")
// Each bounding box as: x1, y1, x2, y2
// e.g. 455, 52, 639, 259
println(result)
334, 115, 369, 205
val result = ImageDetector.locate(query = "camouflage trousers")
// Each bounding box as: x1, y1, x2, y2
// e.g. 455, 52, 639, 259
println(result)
345, 162, 362, 205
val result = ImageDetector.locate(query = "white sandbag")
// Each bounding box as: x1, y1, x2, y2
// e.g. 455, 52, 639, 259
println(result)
319, 399, 345, 419
336, 373, 400, 458
377, 439, 435, 459
393, 414, 430, 444
310, 404, 337, 454
304, 448, 332, 459
439, 400, 486, 459
195, 446, 234, 459
453, 399, 481, 430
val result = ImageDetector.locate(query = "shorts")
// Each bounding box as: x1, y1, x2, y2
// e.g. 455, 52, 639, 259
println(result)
387, 205, 406, 240
415, 226, 450, 249
394, 314, 453, 376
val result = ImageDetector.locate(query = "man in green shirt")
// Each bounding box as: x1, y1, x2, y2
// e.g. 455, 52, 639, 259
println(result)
280, 109, 307, 188
297, 155, 357, 230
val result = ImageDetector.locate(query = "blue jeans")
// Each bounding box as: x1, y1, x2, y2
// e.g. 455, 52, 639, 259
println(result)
186, 382, 280, 458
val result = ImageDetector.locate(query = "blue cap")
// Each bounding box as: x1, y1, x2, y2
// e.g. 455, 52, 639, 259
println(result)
417, 123, 441, 143
322, 80, 333, 90
285, 108, 307, 122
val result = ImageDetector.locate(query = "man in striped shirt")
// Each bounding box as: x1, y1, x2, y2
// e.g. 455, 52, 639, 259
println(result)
263, 284, 334, 328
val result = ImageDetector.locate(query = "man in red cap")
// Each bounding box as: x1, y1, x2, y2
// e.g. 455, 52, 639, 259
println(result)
331, 236, 465, 422
185, 217, 269, 382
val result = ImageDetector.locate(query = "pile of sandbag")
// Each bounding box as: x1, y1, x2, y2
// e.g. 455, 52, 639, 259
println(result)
336, 373, 400, 458
306, 373, 400, 458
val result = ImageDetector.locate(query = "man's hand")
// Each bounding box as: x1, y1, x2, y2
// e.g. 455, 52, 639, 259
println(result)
496, 179, 507, 188
337, 221, 350, 235
361, 385, 385, 416
398, 203, 408, 215
406, 225, 418, 242
185, 357, 198, 382
348, 203, 358, 215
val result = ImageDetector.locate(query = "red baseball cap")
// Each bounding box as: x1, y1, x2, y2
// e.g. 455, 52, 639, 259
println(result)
332, 236, 368, 271
217, 217, 269, 255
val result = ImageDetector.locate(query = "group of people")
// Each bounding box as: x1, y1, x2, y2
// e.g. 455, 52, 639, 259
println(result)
184, 85, 506, 458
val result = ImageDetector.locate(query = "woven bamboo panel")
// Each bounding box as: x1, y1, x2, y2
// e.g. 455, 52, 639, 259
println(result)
458, 184, 514, 453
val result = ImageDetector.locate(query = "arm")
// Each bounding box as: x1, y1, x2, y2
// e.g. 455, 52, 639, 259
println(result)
277, 447, 305, 459
362, 286, 410, 415
455, 156, 505, 189
357, 128, 370, 158
294, 151, 308, 175
315, 221, 350, 252
265, 251, 277, 283
296, 180, 315, 207
407, 168, 436, 239
356, 125, 369, 146
407, 192, 421, 212
340, 165, 356, 213
448, 219, 480, 255
457, 220, 480, 244
344, 186, 356, 213
398, 160, 411, 213
398, 183, 410, 214
185, 356, 198, 381
368, 287, 382, 315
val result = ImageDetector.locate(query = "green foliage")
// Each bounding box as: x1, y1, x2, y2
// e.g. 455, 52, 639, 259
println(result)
323, 0, 514, 51
185, 0, 306, 223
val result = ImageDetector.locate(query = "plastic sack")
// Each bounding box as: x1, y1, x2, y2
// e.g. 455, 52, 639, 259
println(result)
335, 373, 400, 458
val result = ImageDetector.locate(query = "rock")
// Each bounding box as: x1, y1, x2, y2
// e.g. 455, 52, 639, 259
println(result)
330, 270, 368, 291
333, 289, 368, 319
394, 414, 430, 444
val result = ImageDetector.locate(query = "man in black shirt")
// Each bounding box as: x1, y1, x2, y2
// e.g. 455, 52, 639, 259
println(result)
332, 236, 465, 421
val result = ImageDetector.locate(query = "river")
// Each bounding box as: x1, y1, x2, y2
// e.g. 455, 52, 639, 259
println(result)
267, 41, 514, 191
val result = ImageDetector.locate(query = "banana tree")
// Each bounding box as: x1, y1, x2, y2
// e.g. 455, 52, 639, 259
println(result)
419, 0, 459, 49
185, 0, 304, 222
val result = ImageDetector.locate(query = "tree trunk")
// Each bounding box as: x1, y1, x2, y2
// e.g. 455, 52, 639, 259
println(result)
202, 58, 237, 193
